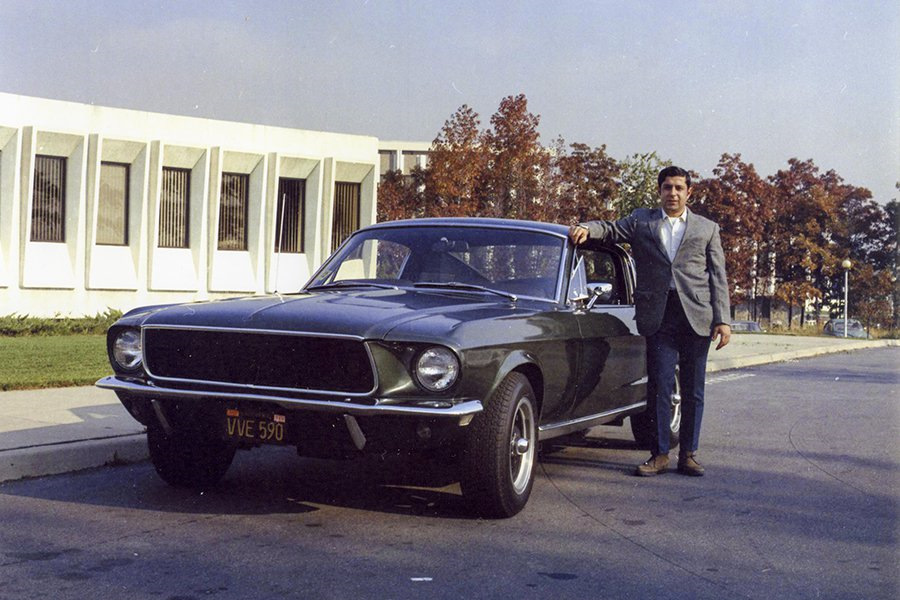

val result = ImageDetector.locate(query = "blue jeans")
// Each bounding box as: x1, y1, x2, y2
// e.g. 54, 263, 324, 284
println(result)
645, 290, 711, 456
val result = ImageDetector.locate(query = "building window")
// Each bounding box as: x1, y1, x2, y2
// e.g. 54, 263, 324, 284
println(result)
159, 167, 190, 248
275, 177, 305, 253
379, 150, 396, 176
402, 151, 426, 175
96, 162, 129, 245
31, 155, 66, 243
331, 181, 360, 253
218, 172, 249, 251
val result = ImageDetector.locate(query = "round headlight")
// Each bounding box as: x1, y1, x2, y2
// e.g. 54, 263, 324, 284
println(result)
112, 329, 143, 370
415, 346, 460, 392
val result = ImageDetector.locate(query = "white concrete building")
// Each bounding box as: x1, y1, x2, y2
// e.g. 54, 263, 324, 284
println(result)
0, 93, 383, 317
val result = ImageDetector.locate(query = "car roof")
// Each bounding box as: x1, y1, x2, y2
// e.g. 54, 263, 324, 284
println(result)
363, 217, 571, 238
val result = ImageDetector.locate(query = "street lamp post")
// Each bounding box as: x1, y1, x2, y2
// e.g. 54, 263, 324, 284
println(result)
842, 259, 852, 338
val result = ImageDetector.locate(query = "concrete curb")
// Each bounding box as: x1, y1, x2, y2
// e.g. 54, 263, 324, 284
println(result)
707, 339, 900, 373
0, 433, 148, 483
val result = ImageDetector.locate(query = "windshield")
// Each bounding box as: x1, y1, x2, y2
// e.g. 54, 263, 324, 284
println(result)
307, 225, 565, 300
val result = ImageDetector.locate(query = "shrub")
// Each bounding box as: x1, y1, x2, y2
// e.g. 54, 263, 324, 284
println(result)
0, 309, 123, 337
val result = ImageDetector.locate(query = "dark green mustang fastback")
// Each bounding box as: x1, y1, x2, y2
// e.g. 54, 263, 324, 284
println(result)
98, 218, 680, 517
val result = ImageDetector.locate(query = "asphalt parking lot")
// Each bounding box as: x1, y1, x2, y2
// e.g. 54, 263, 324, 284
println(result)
0, 347, 897, 599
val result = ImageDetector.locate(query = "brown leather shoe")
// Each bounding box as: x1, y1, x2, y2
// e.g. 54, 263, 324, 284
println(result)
677, 452, 705, 477
635, 454, 669, 477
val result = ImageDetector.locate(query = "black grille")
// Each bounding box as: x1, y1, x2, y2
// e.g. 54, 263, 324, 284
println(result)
144, 328, 375, 394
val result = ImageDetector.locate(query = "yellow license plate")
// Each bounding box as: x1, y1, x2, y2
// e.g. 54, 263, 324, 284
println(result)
225, 408, 287, 444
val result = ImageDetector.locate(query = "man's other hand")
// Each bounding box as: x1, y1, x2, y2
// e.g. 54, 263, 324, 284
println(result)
569, 225, 589, 245
712, 323, 732, 350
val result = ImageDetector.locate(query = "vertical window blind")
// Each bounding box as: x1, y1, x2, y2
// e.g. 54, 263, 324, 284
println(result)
159, 167, 190, 248
275, 177, 305, 253
31, 155, 66, 243
331, 182, 361, 253
218, 172, 249, 251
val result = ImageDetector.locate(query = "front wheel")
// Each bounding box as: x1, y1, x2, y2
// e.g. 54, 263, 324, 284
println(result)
459, 372, 537, 518
147, 425, 236, 489
630, 372, 681, 450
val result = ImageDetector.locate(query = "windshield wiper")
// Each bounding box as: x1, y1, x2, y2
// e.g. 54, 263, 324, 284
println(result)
306, 281, 398, 291
412, 282, 517, 301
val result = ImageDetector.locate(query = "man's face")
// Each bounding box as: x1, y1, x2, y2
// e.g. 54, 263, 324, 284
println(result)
659, 176, 691, 217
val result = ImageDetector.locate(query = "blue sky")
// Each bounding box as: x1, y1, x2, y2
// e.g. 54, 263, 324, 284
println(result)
1, 0, 897, 204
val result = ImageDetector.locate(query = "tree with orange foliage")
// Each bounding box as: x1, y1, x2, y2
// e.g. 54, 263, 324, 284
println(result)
546, 139, 620, 225
769, 159, 848, 328
376, 167, 423, 222
836, 186, 897, 330
422, 104, 487, 218
480, 94, 548, 220
692, 154, 774, 320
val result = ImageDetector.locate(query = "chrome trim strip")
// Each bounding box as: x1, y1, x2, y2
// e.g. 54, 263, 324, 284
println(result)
96, 376, 483, 418
364, 220, 570, 239
141, 326, 379, 398
141, 323, 366, 340
537, 401, 647, 441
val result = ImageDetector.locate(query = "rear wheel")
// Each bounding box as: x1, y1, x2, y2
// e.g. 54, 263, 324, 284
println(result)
460, 372, 537, 518
631, 373, 681, 450
147, 424, 236, 488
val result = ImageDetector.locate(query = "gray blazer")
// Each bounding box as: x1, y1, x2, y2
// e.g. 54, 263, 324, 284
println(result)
582, 207, 730, 337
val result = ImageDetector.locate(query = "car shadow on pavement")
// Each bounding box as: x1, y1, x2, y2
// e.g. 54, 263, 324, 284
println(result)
0, 444, 476, 520
0, 424, 656, 520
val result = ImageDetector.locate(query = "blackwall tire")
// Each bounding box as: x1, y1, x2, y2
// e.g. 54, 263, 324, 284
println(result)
460, 372, 537, 518
147, 426, 236, 489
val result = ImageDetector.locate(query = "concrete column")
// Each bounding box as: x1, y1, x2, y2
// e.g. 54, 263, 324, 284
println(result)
320, 156, 335, 264
17, 126, 33, 288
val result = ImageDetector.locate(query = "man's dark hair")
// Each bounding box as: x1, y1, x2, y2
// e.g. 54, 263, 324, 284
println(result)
657, 166, 692, 190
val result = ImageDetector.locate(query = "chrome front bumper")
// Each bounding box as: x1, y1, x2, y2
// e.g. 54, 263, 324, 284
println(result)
96, 376, 483, 420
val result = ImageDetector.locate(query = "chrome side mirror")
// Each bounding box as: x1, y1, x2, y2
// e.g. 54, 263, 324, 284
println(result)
585, 283, 613, 310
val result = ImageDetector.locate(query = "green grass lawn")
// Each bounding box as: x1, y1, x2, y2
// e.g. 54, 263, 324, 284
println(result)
0, 335, 110, 391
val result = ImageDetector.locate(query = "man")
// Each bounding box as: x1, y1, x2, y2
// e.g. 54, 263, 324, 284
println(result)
569, 166, 731, 477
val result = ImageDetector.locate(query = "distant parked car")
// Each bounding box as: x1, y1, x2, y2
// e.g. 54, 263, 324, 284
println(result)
730, 320, 764, 333
823, 318, 869, 339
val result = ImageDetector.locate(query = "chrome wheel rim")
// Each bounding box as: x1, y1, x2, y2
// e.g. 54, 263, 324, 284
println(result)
509, 396, 536, 494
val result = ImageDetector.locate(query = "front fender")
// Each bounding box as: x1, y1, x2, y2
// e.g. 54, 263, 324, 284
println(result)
481, 350, 544, 415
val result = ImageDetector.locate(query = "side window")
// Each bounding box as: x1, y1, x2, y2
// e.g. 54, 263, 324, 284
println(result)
579, 249, 627, 305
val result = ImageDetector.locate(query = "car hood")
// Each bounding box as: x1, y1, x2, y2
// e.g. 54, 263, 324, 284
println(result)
134, 288, 535, 341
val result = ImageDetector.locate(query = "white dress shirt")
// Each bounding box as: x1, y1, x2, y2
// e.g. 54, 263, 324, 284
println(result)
660, 208, 687, 261
661, 209, 686, 289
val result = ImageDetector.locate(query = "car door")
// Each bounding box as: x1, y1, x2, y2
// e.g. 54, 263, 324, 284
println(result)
569, 246, 646, 419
